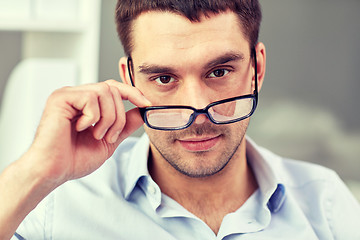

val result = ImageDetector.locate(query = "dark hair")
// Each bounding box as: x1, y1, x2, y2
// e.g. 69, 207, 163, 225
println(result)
115, 0, 262, 56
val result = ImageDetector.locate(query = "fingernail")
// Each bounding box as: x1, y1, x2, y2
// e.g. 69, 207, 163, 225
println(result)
77, 124, 87, 132
111, 131, 121, 143
98, 128, 108, 140
143, 96, 152, 106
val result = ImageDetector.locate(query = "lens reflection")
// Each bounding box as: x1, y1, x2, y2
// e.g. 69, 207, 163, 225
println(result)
146, 108, 193, 128
210, 98, 253, 122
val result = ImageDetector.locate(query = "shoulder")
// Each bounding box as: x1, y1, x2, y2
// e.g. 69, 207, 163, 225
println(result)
258, 147, 360, 238
281, 157, 360, 238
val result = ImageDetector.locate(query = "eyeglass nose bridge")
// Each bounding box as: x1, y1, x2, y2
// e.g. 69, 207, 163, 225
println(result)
188, 106, 215, 125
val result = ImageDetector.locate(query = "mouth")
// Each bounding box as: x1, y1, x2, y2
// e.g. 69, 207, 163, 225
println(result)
177, 135, 221, 152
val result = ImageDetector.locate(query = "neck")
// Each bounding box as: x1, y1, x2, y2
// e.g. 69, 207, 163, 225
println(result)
149, 138, 258, 234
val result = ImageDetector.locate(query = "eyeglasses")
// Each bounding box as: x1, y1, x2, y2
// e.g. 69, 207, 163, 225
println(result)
128, 48, 258, 131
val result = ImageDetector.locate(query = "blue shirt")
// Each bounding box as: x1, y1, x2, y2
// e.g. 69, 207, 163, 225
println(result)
14, 134, 360, 239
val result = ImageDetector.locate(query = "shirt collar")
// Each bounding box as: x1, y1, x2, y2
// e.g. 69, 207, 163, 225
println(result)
123, 134, 151, 199
122, 134, 286, 213
246, 137, 287, 213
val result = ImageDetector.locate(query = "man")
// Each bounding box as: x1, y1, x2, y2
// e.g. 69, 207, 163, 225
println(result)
0, 0, 359, 239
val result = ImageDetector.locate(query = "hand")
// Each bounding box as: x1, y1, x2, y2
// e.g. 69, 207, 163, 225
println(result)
27, 79, 150, 186
0, 79, 150, 240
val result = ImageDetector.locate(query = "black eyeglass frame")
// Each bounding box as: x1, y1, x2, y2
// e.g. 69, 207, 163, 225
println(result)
127, 48, 258, 131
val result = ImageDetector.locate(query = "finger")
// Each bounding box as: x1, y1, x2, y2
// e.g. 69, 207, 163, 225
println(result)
105, 80, 152, 107
91, 83, 117, 140
116, 108, 144, 144
104, 86, 126, 143
71, 91, 101, 132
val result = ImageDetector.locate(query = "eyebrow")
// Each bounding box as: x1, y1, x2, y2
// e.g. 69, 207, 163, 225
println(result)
204, 52, 245, 70
137, 51, 245, 75
138, 65, 174, 75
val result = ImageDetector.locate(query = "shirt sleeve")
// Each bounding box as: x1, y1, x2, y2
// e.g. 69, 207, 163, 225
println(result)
11, 232, 26, 240
13, 193, 54, 240
327, 173, 360, 240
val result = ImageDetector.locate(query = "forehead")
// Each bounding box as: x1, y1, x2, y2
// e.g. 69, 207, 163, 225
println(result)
131, 11, 250, 61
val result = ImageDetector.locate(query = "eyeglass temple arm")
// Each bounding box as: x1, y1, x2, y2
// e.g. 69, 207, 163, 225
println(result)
252, 47, 258, 96
127, 57, 135, 87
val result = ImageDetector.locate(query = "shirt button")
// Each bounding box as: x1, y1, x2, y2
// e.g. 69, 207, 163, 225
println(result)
247, 219, 256, 224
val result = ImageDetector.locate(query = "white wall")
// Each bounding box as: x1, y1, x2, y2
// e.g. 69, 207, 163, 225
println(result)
0, 32, 22, 109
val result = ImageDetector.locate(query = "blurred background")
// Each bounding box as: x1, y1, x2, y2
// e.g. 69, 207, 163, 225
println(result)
0, 0, 359, 199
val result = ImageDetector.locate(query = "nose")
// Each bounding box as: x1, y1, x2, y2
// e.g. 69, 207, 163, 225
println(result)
193, 114, 208, 124
180, 78, 212, 125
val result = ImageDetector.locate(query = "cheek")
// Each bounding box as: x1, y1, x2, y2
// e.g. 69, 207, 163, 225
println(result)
226, 118, 250, 140
234, 72, 253, 95
144, 126, 173, 144
134, 81, 171, 105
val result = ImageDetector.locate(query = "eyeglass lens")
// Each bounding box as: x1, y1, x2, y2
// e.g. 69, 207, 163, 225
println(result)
146, 108, 194, 129
209, 97, 254, 122
145, 97, 254, 129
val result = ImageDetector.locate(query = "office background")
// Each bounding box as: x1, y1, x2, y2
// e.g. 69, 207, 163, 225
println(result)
0, 0, 359, 197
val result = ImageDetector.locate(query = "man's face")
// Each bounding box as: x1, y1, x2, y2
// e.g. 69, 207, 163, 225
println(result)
129, 11, 256, 178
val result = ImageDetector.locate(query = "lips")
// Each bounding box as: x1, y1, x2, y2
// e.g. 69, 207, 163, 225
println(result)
178, 135, 221, 152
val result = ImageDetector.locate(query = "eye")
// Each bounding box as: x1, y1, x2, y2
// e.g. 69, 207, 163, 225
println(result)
208, 69, 230, 78
154, 75, 175, 85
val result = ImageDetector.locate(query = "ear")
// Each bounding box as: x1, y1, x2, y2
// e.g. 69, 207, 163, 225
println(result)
119, 57, 132, 85
253, 42, 266, 92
